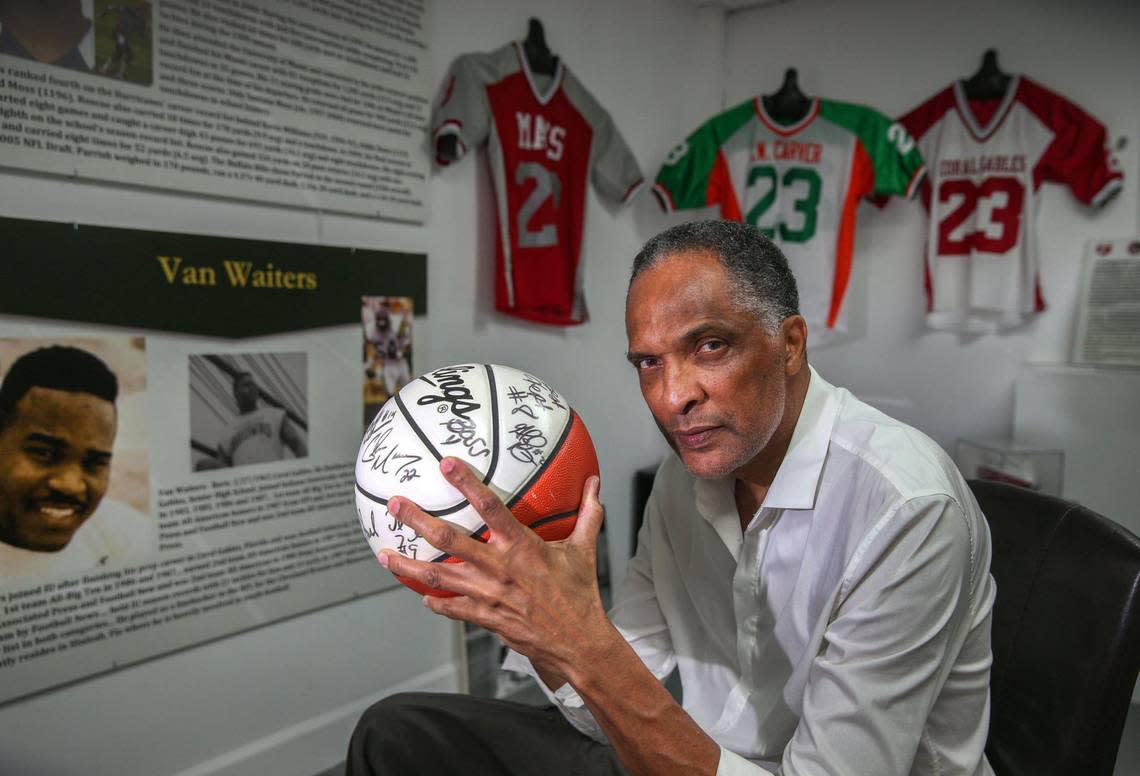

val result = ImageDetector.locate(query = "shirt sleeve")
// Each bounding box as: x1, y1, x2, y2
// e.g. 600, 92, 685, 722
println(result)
1027, 85, 1123, 207
429, 53, 491, 167
588, 108, 644, 206
869, 88, 953, 209
502, 483, 677, 743
653, 121, 719, 213
653, 99, 754, 217
778, 494, 985, 776
844, 105, 926, 200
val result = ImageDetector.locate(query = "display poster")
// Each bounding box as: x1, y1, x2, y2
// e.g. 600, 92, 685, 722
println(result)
1073, 238, 1140, 367
0, 0, 430, 220
0, 215, 427, 704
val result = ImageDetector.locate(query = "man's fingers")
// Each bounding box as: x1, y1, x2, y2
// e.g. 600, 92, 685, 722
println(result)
379, 550, 488, 598
439, 457, 525, 541
422, 590, 503, 631
387, 496, 493, 565
569, 475, 604, 548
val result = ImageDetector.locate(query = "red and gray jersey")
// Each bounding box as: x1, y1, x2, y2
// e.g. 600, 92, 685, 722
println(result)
898, 76, 1123, 331
655, 97, 925, 340
431, 42, 644, 326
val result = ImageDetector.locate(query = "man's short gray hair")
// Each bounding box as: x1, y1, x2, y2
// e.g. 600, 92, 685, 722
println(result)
629, 220, 799, 333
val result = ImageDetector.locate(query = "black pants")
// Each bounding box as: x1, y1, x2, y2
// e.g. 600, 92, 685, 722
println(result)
346, 692, 629, 776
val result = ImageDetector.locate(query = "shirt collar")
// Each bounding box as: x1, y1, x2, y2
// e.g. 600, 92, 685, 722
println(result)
693, 366, 839, 547
762, 365, 839, 510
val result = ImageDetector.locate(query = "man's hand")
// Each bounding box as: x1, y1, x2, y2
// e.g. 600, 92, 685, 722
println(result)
381, 457, 722, 776
378, 457, 619, 687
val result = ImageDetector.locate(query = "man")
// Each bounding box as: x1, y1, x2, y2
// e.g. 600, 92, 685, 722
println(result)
203, 371, 307, 469
0, 345, 150, 578
349, 221, 995, 775
0, 0, 93, 72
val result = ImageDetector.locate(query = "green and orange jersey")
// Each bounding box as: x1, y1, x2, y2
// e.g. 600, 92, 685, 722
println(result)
654, 97, 925, 340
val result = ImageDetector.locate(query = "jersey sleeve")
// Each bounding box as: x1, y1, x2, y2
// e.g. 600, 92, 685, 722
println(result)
653, 99, 755, 215
589, 111, 644, 206
869, 88, 954, 208
429, 53, 491, 167
821, 100, 927, 201
562, 74, 645, 206
1021, 79, 1123, 207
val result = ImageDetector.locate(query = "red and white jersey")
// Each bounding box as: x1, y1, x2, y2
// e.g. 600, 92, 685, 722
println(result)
431, 42, 644, 326
898, 76, 1123, 331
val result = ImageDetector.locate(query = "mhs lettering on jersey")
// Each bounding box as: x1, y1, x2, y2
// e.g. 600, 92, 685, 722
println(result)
515, 112, 566, 160
895, 75, 1123, 332
655, 97, 925, 341
431, 41, 643, 326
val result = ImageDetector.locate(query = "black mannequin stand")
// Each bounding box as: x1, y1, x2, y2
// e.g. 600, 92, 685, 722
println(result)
762, 68, 812, 125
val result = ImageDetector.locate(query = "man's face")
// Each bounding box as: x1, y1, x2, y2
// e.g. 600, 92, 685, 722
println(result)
626, 251, 791, 480
233, 375, 258, 411
0, 387, 116, 552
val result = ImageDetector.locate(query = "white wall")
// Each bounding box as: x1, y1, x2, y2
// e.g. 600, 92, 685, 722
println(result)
723, 0, 1139, 451
0, 1, 723, 774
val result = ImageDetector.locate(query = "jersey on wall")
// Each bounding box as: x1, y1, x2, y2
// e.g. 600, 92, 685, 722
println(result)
431, 42, 644, 326
654, 97, 925, 341
897, 76, 1123, 332
218, 406, 287, 467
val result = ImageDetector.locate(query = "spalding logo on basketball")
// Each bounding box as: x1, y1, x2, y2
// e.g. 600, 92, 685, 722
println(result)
354, 363, 599, 595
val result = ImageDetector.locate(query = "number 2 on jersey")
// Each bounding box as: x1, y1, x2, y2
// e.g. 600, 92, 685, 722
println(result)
937, 176, 1024, 255
745, 165, 822, 244
516, 162, 561, 248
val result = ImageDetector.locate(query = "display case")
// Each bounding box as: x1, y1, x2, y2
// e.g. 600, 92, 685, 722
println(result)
955, 437, 1064, 497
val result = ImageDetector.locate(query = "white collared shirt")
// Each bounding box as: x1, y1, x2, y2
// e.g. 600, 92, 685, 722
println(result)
0, 499, 154, 583
506, 367, 995, 775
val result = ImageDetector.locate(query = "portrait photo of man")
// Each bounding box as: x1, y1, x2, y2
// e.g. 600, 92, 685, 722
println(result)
0, 339, 153, 582
0, 0, 95, 73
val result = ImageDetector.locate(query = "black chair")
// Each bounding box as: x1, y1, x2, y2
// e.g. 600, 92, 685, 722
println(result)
969, 479, 1140, 776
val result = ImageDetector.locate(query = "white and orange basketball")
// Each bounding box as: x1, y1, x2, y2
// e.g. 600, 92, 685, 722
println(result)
354, 363, 599, 596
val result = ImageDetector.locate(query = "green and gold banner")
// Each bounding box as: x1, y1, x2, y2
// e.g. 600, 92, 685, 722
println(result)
0, 216, 427, 337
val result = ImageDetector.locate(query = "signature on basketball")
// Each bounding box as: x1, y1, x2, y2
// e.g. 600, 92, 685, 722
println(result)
360, 408, 423, 479
359, 507, 423, 558
438, 417, 491, 458
506, 375, 565, 419
388, 513, 424, 558
358, 505, 423, 559
358, 506, 382, 540
507, 422, 548, 465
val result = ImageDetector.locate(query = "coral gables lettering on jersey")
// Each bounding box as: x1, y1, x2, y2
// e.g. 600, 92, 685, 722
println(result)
939, 154, 1027, 176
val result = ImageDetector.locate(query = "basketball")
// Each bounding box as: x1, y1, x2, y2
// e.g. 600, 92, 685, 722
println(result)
354, 363, 599, 596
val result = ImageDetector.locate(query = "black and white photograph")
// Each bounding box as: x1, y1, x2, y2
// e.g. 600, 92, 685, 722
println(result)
189, 352, 309, 472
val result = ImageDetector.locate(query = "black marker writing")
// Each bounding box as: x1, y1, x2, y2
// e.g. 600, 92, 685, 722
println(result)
507, 423, 548, 465
507, 386, 539, 419
438, 417, 491, 458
